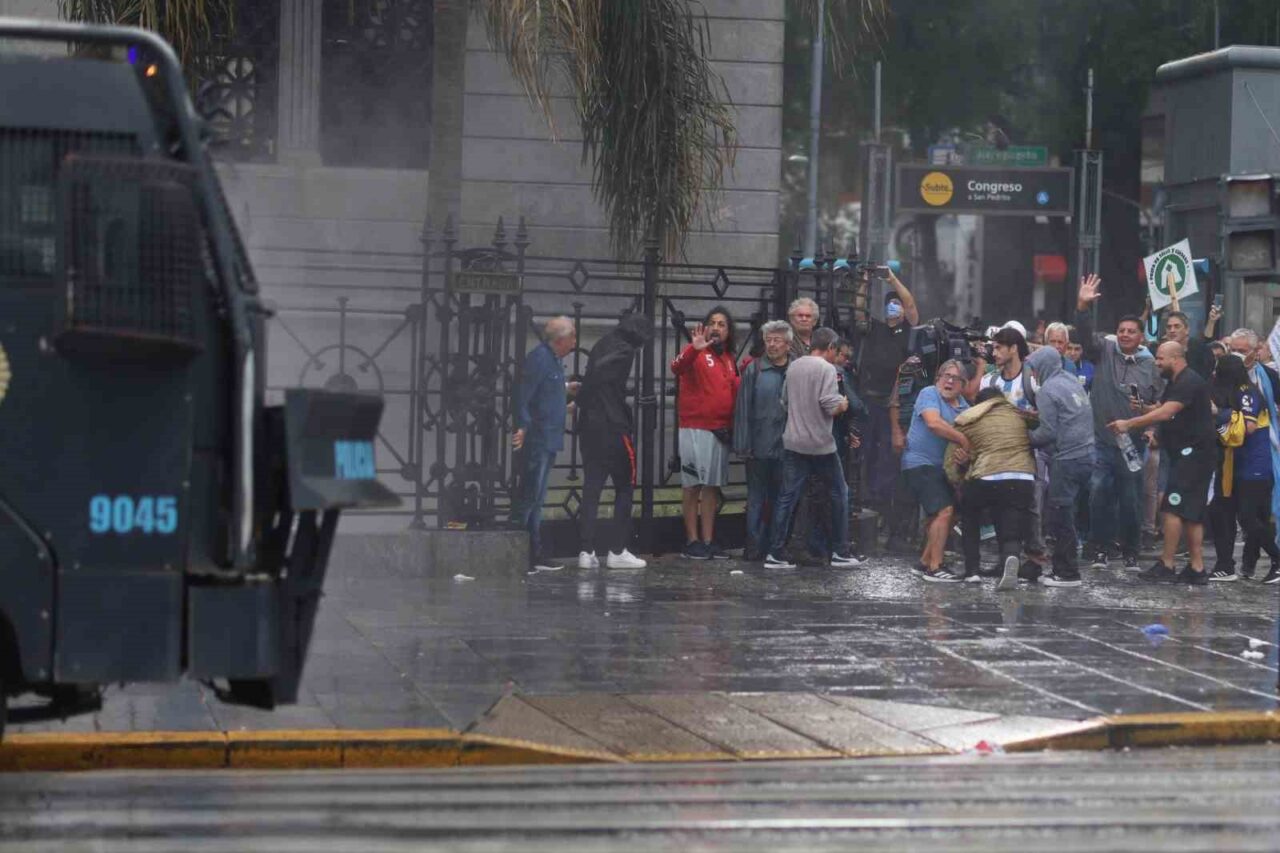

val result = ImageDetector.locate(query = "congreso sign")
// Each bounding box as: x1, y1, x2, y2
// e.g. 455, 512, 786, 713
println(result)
895, 164, 1074, 217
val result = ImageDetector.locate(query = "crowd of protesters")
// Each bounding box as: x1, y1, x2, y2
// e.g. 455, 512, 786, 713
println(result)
513, 267, 1280, 588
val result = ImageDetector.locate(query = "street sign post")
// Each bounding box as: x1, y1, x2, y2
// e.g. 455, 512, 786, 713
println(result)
895, 164, 1074, 216
966, 145, 1049, 166
1143, 239, 1199, 309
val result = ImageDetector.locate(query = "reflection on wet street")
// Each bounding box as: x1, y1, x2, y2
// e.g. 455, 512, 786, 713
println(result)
15, 539, 1279, 733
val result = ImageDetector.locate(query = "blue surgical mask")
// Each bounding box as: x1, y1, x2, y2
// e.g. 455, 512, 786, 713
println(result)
886, 302, 903, 320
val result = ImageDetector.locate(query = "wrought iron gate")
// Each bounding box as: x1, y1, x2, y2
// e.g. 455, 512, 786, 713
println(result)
261, 217, 859, 551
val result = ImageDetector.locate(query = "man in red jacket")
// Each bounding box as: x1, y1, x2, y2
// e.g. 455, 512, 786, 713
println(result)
671, 306, 740, 559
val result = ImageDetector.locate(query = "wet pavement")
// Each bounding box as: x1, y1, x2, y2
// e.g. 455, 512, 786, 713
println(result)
5, 745, 1280, 851
12, 534, 1279, 734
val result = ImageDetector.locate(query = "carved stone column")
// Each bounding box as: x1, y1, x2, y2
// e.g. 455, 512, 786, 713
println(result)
276, 0, 322, 166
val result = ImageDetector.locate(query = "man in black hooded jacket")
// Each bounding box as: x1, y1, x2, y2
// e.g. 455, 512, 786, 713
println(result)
575, 313, 653, 570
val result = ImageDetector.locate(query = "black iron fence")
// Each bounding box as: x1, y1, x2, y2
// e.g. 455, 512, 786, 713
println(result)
257, 217, 862, 551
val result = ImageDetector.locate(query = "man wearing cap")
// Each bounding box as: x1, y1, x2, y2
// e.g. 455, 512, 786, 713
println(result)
854, 269, 919, 523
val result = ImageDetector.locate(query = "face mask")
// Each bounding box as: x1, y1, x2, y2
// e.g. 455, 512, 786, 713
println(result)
886, 302, 903, 320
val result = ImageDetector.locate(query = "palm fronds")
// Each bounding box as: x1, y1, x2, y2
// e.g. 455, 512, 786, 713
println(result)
479, 0, 736, 258
60, 0, 231, 80
791, 0, 888, 74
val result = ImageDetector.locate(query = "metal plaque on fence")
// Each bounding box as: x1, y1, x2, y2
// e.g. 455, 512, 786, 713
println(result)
451, 271, 521, 294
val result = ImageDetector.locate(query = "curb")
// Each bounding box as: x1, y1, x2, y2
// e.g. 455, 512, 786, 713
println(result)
0, 729, 620, 772
3, 710, 1277, 771
1002, 710, 1280, 752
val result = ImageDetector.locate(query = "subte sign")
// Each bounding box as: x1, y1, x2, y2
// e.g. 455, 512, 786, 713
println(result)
895, 164, 1074, 216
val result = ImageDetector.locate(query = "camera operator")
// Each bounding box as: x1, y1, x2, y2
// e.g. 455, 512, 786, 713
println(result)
855, 267, 919, 522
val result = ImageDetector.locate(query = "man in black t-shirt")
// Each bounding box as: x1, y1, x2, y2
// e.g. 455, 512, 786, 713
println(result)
855, 269, 918, 519
1107, 341, 1215, 584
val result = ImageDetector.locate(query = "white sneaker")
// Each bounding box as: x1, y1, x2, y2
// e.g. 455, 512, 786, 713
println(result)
577, 551, 600, 569
830, 552, 866, 568
607, 549, 647, 569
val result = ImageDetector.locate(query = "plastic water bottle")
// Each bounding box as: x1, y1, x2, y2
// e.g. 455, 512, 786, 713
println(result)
1116, 431, 1144, 473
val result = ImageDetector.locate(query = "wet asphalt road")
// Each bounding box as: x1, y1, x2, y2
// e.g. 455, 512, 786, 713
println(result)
3, 745, 1279, 851
12, 535, 1279, 733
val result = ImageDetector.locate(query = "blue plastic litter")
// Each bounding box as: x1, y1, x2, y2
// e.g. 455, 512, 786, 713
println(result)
1141, 624, 1169, 635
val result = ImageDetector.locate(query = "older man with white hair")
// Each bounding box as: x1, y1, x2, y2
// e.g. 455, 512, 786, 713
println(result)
1229, 326, 1280, 583
512, 316, 578, 571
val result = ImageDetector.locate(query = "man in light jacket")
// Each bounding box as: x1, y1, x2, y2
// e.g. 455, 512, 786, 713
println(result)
732, 320, 793, 561
945, 387, 1038, 591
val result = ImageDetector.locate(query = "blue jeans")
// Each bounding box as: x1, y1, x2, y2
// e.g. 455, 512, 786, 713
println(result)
768, 451, 848, 557
1089, 443, 1145, 557
745, 458, 784, 558
1048, 459, 1092, 575
516, 448, 556, 562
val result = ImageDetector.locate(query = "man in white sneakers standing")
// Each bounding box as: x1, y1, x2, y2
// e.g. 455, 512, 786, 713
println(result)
575, 314, 651, 570
763, 328, 860, 569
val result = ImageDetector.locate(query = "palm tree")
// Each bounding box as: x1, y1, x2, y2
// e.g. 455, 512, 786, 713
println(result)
60, 0, 231, 83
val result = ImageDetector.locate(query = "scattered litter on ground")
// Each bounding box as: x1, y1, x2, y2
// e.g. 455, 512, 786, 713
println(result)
968, 740, 1005, 755
995, 628, 1010, 633
1247, 638, 1269, 649
1141, 624, 1169, 635
1241, 650, 1265, 660
729, 570, 744, 575
453, 574, 475, 582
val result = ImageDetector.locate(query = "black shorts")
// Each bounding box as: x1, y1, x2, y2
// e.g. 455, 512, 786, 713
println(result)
903, 465, 955, 516
1161, 445, 1214, 522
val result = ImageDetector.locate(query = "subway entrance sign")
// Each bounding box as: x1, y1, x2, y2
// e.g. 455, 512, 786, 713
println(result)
895, 164, 1074, 217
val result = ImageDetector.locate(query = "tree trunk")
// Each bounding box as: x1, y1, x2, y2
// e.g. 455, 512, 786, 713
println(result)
427, 0, 468, 228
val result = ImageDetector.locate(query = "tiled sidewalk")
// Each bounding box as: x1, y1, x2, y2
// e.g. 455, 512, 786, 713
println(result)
14, 534, 1278, 735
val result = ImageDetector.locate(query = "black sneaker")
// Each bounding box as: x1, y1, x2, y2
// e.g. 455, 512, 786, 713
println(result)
1238, 565, 1256, 580
1042, 572, 1083, 588
1180, 567, 1208, 586
1122, 554, 1140, 572
1262, 567, 1280, 585
830, 552, 867, 568
704, 542, 732, 560
1138, 561, 1178, 583
921, 567, 965, 583
1208, 569, 1238, 582
1089, 549, 1110, 569
682, 540, 710, 560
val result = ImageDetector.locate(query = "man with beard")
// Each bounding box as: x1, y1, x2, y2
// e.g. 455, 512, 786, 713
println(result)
672, 306, 740, 559
575, 313, 652, 570
1163, 288, 1221, 381
1109, 341, 1216, 584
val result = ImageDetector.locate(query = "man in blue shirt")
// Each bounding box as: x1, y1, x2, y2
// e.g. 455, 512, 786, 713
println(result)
513, 316, 577, 570
902, 359, 970, 581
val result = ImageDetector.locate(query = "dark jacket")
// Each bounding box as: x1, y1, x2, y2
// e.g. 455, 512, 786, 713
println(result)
1025, 347, 1094, 462
577, 314, 652, 436
732, 354, 790, 459
515, 341, 567, 452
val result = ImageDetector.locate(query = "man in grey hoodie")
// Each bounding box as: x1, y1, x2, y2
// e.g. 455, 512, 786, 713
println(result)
1025, 346, 1095, 586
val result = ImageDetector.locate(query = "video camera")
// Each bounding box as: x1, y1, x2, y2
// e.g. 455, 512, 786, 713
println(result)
908, 318, 990, 379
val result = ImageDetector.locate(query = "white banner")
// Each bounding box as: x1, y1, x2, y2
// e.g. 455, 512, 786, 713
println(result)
1143, 239, 1199, 310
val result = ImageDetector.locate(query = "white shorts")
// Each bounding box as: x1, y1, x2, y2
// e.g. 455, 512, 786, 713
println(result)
679, 428, 730, 488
